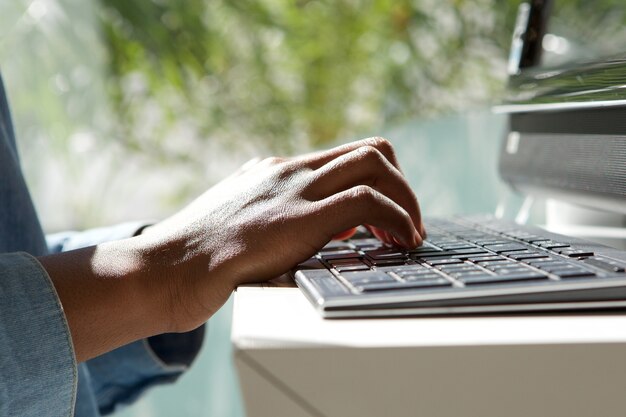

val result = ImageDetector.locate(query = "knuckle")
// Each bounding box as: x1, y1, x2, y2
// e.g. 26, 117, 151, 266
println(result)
355, 145, 384, 164
368, 136, 392, 151
263, 156, 284, 165
351, 185, 376, 204
373, 137, 396, 160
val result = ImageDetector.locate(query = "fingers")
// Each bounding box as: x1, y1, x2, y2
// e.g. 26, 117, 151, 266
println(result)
306, 145, 425, 238
314, 185, 422, 248
332, 227, 358, 241
298, 137, 403, 173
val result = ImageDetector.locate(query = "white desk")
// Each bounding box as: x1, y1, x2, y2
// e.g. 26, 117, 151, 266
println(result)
232, 285, 626, 417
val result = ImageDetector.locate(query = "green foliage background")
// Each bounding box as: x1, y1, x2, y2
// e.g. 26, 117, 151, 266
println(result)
3, 0, 625, 231
97, 0, 519, 155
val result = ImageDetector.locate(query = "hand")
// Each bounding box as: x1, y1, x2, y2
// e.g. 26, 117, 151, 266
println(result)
40, 137, 424, 361
140, 137, 425, 330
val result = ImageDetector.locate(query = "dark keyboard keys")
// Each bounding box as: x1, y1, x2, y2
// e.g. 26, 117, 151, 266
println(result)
302, 217, 621, 304
411, 250, 458, 258
368, 259, 409, 267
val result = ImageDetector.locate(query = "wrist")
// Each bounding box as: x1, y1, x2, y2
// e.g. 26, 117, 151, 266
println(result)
132, 229, 234, 333
39, 237, 170, 361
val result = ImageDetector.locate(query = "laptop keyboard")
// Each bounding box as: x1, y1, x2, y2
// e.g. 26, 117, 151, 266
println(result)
293, 217, 626, 310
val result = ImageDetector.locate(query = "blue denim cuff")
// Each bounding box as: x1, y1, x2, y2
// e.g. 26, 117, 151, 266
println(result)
0, 252, 77, 417
46, 221, 153, 254
86, 337, 190, 415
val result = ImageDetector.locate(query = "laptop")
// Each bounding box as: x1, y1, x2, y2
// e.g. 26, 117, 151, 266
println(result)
292, 0, 626, 318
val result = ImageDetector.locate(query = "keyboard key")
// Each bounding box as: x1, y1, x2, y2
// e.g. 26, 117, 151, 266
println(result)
387, 265, 430, 274
334, 264, 371, 273
555, 249, 595, 258
427, 258, 464, 266
460, 271, 547, 285
437, 264, 478, 272
364, 249, 408, 260
526, 257, 560, 266
438, 243, 477, 250
481, 260, 517, 269
534, 262, 576, 272
490, 266, 536, 275
473, 239, 513, 245
505, 251, 550, 261
527, 237, 550, 243
429, 239, 464, 246
551, 269, 596, 279
341, 271, 395, 285
402, 273, 446, 281
517, 235, 547, 243
583, 257, 626, 273
483, 243, 528, 253
408, 247, 443, 255
448, 271, 494, 279
468, 255, 508, 263
410, 251, 460, 260
302, 270, 351, 296
537, 241, 570, 250
451, 248, 491, 257
368, 259, 408, 267
321, 250, 361, 260
357, 278, 451, 292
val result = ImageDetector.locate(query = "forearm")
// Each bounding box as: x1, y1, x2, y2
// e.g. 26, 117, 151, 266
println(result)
38, 237, 167, 362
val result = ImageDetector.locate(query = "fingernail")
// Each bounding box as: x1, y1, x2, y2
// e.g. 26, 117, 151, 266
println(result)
420, 225, 427, 240
414, 230, 423, 247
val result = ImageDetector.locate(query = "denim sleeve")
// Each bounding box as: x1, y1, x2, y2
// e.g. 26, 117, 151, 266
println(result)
45, 221, 151, 254
86, 326, 205, 416
0, 252, 77, 417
